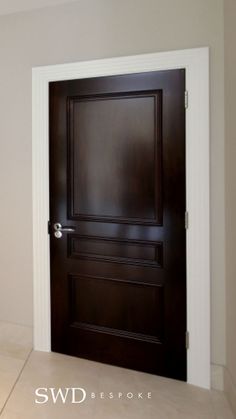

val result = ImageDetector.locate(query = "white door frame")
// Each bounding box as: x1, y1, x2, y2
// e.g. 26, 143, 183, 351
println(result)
32, 47, 210, 389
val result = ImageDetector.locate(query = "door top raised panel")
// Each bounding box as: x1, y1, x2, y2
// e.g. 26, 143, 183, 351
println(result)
68, 91, 163, 225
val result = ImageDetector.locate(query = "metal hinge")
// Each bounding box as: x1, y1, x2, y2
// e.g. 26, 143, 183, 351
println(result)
185, 211, 189, 229
185, 90, 188, 109
186, 331, 190, 349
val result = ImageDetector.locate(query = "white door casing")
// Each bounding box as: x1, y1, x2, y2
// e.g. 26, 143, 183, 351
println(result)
32, 47, 210, 389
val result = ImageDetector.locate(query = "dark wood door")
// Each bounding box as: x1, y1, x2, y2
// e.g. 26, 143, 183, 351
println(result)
49, 69, 186, 381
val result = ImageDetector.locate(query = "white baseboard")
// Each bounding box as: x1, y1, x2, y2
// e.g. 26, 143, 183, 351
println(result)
211, 364, 224, 391
224, 368, 236, 417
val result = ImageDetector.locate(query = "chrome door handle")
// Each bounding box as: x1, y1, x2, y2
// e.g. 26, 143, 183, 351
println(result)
53, 223, 76, 238
54, 223, 75, 232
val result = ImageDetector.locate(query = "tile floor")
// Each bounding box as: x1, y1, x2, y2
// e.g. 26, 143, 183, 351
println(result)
0, 321, 234, 418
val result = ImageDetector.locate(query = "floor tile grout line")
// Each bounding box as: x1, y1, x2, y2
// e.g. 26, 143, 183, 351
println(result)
0, 348, 33, 417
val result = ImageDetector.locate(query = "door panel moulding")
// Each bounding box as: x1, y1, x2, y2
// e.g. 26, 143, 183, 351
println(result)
32, 47, 210, 389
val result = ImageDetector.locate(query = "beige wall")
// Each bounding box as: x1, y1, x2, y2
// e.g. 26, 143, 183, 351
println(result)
224, 0, 236, 410
0, 0, 225, 367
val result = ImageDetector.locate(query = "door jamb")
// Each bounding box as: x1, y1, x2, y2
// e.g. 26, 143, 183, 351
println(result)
32, 48, 210, 389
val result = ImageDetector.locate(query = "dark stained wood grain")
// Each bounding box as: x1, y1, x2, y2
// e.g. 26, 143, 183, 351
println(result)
49, 69, 186, 381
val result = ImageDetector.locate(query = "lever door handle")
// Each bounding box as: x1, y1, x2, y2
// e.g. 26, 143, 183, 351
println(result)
53, 223, 76, 238
54, 223, 75, 232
